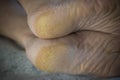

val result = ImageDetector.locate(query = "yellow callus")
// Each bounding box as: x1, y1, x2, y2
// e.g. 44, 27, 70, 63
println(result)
35, 43, 68, 72
34, 10, 75, 39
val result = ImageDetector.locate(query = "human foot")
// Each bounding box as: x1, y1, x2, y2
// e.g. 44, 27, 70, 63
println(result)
0, 0, 120, 77
18, 0, 120, 39
26, 31, 120, 77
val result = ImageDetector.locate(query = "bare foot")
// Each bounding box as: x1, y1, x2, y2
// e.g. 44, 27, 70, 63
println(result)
0, 0, 120, 77
26, 31, 120, 77
18, 0, 120, 39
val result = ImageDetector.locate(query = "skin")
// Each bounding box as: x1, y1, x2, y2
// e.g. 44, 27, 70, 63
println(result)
18, 0, 120, 39
0, 0, 120, 77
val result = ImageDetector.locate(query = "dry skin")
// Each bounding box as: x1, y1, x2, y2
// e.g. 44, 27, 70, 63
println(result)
0, 0, 120, 77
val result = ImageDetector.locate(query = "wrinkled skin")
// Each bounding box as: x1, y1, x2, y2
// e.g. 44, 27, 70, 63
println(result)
0, 0, 120, 77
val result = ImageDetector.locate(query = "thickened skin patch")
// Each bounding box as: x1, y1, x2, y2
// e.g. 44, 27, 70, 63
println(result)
35, 43, 69, 72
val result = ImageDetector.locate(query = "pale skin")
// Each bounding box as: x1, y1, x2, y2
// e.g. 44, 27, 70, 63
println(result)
0, 0, 120, 77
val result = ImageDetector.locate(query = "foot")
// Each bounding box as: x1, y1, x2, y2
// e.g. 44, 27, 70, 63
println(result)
25, 31, 120, 77
1, 0, 120, 77
18, 0, 120, 39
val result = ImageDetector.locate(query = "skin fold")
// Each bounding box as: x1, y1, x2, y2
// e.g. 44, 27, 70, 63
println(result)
0, 0, 120, 77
